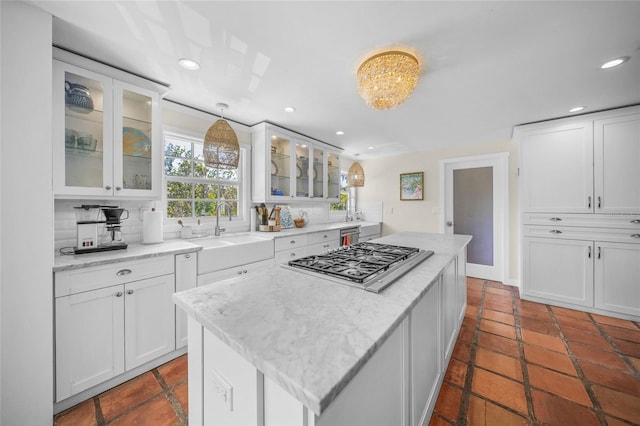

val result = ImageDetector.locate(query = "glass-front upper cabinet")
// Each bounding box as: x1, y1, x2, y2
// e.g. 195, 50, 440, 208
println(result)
53, 59, 161, 198
252, 122, 342, 203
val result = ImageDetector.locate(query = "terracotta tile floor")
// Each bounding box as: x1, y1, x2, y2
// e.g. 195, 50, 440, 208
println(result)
53, 355, 188, 426
431, 277, 640, 426
55, 277, 640, 425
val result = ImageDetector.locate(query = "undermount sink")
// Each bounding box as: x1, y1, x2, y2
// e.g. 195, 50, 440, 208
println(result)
195, 233, 275, 275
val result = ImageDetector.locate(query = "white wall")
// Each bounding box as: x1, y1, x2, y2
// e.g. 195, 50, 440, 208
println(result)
0, 2, 54, 424
358, 138, 519, 283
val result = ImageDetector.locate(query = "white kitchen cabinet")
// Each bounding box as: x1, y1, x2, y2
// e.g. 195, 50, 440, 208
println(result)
594, 113, 640, 213
54, 255, 178, 403
53, 57, 162, 199
519, 121, 593, 213
441, 258, 459, 360
124, 275, 176, 370
523, 236, 594, 307
251, 122, 341, 203
518, 106, 640, 214
456, 247, 467, 326
197, 258, 274, 287
176, 252, 197, 349
274, 233, 309, 264
306, 229, 340, 256
594, 241, 640, 317
410, 279, 441, 426
55, 285, 125, 401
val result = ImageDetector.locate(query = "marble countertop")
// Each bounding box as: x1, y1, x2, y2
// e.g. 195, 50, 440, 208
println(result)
173, 232, 470, 415
53, 239, 202, 272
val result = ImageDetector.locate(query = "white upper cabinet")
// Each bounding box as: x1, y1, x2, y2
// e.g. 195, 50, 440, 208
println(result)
251, 123, 341, 203
53, 57, 162, 199
594, 113, 640, 213
518, 106, 640, 214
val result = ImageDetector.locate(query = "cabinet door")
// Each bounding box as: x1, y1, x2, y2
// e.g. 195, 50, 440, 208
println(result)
327, 152, 341, 200
312, 146, 325, 199
113, 80, 161, 198
441, 259, 458, 360
124, 275, 176, 369
55, 286, 125, 401
269, 130, 293, 198
411, 281, 442, 426
594, 241, 640, 316
523, 237, 594, 306
594, 113, 640, 213
520, 122, 593, 212
176, 253, 197, 349
294, 140, 312, 199
53, 60, 114, 197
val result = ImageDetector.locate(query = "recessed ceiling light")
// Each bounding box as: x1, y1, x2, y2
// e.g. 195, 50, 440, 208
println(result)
569, 106, 586, 113
284, 106, 296, 113
336, 131, 344, 136
367, 146, 375, 150
178, 58, 200, 70
600, 56, 629, 69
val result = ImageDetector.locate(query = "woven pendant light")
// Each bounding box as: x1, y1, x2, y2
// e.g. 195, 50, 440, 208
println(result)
204, 103, 239, 169
347, 154, 365, 187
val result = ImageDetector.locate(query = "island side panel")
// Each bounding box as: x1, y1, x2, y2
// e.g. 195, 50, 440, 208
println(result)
187, 318, 203, 426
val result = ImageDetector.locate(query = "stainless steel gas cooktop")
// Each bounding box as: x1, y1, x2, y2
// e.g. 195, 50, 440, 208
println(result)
283, 242, 434, 293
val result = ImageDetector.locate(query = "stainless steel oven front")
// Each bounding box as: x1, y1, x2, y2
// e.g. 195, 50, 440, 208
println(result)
340, 226, 360, 246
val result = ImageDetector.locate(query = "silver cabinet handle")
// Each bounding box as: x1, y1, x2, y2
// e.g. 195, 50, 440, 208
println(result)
597, 196, 602, 209
237, 270, 243, 275
115, 292, 123, 297
105, 185, 112, 190
550, 230, 562, 234
631, 220, 640, 224
290, 252, 296, 257
115, 186, 122, 191
290, 240, 296, 245
323, 234, 328, 239
127, 289, 134, 295
598, 247, 602, 259
116, 269, 132, 276
185, 254, 191, 259
243, 269, 248, 274
588, 196, 592, 209
549, 217, 562, 221
631, 234, 640, 239
588, 246, 591, 259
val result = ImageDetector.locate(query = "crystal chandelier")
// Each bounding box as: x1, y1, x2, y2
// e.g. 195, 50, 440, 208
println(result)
347, 154, 365, 187
204, 103, 240, 169
357, 49, 420, 110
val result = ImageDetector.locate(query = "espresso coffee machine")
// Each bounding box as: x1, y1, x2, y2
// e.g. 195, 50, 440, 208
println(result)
74, 205, 128, 254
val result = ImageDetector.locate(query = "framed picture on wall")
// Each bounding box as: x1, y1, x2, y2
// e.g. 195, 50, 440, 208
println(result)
400, 172, 424, 201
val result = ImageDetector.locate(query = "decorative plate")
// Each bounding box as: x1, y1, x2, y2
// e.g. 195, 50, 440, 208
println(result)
279, 208, 294, 228
271, 160, 278, 176
123, 127, 151, 158
296, 163, 302, 178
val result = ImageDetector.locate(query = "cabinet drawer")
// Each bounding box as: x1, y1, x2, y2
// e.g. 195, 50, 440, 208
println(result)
307, 241, 338, 256
275, 247, 308, 265
274, 234, 308, 252
524, 225, 640, 244
523, 213, 640, 229
55, 256, 174, 297
307, 229, 339, 245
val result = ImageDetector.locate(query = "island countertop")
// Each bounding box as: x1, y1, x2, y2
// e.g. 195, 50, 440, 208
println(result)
173, 232, 471, 415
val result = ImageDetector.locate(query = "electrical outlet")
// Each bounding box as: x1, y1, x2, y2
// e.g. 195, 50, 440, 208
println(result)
210, 369, 233, 411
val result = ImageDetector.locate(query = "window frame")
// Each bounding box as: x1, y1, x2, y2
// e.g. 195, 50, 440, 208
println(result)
162, 129, 250, 227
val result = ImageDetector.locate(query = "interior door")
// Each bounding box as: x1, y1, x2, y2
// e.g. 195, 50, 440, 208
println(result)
441, 154, 508, 282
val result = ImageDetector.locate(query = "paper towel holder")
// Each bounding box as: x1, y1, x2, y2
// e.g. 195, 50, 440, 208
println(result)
142, 207, 164, 245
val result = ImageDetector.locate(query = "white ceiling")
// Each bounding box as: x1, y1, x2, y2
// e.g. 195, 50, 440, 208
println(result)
28, 0, 640, 159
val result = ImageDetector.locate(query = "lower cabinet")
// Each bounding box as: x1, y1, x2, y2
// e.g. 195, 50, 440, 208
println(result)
441, 258, 459, 359
176, 252, 197, 348
594, 241, 640, 316
197, 258, 275, 287
55, 274, 175, 401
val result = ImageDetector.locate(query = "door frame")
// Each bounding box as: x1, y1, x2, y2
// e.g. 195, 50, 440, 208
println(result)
439, 152, 509, 283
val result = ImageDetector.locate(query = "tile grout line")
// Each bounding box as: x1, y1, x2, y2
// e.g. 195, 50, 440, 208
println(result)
546, 308, 608, 426
588, 312, 640, 380
152, 368, 189, 425
93, 396, 106, 426
455, 279, 486, 426
511, 287, 537, 424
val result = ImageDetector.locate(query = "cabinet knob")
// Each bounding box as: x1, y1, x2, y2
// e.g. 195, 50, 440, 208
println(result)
127, 289, 134, 295
549, 217, 562, 222
185, 254, 191, 259
630, 220, 640, 224
588, 246, 592, 259
598, 247, 602, 259
115, 292, 123, 297
597, 196, 602, 209
116, 186, 122, 191
237, 270, 243, 275
105, 185, 112, 190
631, 234, 640, 239
290, 252, 296, 257
549, 230, 562, 234
116, 269, 132, 276
290, 240, 296, 245
588, 196, 592, 209
243, 269, 248, 274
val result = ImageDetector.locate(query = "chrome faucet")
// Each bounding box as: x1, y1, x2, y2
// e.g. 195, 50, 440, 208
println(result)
215, 201, 233, 236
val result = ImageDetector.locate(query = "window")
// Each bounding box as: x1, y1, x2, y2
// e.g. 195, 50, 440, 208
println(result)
330, 173, 349, 211
164, 132, 242, 219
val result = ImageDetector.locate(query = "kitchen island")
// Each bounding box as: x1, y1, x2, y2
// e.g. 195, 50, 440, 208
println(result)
173, 232, 470, 426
